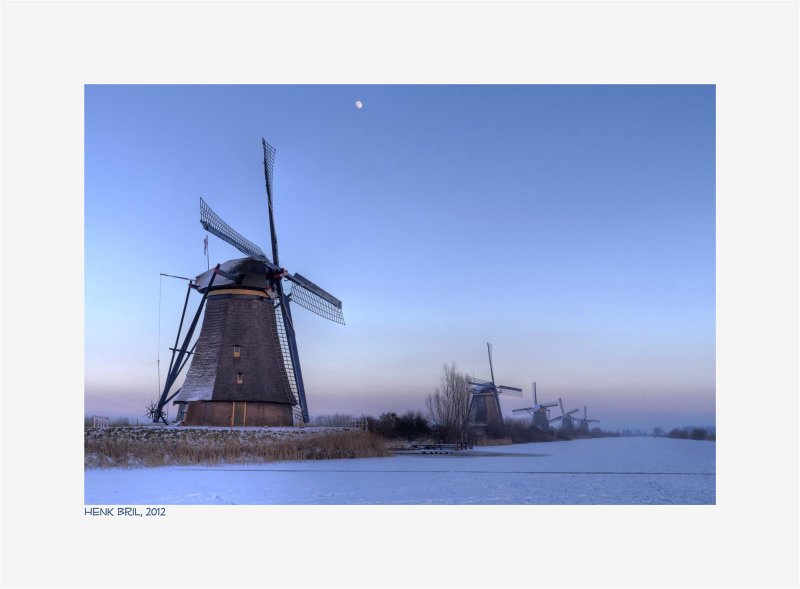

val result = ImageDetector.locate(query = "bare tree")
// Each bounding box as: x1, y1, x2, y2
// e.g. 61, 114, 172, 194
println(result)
426, 363, 472, 442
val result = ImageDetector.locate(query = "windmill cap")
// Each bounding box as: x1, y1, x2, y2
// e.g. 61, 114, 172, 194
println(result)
194, 257, 271, 292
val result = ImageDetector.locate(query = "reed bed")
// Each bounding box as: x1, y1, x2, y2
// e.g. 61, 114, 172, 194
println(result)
85, 429, 389, 468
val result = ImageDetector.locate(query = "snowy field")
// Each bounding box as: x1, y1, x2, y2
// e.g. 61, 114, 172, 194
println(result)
84, 436, 715, 505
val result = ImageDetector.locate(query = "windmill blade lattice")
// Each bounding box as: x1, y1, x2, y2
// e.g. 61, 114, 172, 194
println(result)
497, 385, 523, 397
288, 278, 345, 325
272, 299, 305, 424
469, 377, 491, 386
262, 138, 276, 199
200, 198, 268, 262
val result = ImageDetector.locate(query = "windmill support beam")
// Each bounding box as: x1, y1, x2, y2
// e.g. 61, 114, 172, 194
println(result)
164, 387, 183, 405
152, 264, 221, 423
169, 347, 194, 355
174, 340, 198, 379
166, 281, 193, 378
215, 268, 242, 283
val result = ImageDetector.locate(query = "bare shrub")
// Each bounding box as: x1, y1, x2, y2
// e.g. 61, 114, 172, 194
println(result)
690, 428, 708, 440
367, 411, 431, 441
497, 419, 555, 443
555, 429, 575, 441
474, 437, 513, 446
311, 413, 356, 427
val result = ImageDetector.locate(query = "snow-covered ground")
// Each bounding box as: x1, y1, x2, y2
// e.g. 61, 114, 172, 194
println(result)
84, 436, 715, 505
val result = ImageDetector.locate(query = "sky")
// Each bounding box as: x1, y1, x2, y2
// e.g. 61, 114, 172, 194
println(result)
85, 85, 715, 431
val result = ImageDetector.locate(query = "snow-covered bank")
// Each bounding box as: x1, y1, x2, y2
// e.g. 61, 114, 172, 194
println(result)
85, 437, 715, 505
84, 425, 355, 442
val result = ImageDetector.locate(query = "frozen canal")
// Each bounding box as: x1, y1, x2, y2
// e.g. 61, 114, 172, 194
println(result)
84, 436, 715, 505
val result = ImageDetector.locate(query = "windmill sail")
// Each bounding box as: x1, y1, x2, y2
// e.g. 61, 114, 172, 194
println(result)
287, 273, 345, 325
273, 299, 305, 425
262, 138, 280, 265
200, 198, 268, 262
496, 385, 523, 397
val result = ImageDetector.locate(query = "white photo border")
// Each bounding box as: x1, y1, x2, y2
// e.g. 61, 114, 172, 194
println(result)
1, 1, 798, 588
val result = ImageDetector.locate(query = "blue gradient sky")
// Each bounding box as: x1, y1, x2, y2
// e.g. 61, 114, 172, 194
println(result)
85, 85, 715, 430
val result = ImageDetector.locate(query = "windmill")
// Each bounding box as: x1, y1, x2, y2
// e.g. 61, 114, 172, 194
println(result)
511, 382, 560, 430
550, 398, 580, 432
468, 343, 522, 431
574, 405, 599, 434
149, 138, 345, 426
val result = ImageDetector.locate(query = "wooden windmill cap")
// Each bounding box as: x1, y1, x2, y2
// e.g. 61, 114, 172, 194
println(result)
194, 257, 271, 293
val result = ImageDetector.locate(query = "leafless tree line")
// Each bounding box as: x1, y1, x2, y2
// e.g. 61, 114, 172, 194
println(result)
310, 364, 474, 443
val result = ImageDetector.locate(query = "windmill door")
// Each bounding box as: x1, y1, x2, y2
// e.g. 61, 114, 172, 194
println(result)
232, 402, 246, 426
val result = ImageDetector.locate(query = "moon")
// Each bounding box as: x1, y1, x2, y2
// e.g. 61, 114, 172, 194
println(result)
354, 100, 363, 109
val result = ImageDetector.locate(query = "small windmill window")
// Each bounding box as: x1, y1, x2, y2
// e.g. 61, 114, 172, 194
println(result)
236, 372, 244, 385
233, 345, 241, 358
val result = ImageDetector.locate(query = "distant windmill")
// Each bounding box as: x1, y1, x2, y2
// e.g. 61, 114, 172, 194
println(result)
511, 382, 559, 430
550, 398, 580, 432
574, 405, 599, 434
468, 343, 522, 431
149, 138, 345, 427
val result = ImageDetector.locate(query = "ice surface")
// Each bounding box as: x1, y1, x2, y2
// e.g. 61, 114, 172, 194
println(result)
84, 437, 715, 505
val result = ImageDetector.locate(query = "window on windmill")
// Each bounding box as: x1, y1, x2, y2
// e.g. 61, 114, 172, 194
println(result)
233, 345, 241, 358
236, 372, 244, 385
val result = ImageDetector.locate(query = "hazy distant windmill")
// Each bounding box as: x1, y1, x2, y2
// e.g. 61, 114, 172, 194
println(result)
149, 138, 345, 426
511, 382, 559, 430
468, 343, 523, 431
574, 405, 599, 435
550, 398, 580, 432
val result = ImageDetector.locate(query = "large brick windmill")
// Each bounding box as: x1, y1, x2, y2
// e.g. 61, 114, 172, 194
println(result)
148, 139, 345, 426
468, 343, 522, 432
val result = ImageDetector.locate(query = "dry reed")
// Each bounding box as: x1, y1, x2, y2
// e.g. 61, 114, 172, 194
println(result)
85, 429, 389, 468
